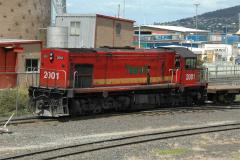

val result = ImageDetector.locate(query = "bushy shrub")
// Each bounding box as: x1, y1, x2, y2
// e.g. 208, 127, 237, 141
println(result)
0, 88, 30, 117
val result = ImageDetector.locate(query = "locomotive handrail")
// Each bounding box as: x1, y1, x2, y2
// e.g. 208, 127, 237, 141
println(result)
169, 69, 174, 83
204, 68, 208, 83
175, 69, 179, 83
208, 68, 240, 81
73, 71, 78, 88
198, 67, 208, 83
169, 69, 179, 83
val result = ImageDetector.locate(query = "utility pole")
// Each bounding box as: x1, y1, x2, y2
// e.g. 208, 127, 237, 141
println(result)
117, 4, 121, 18
123, 0, 126, 18
194, 3, 200, 29
239, 13, 240, 31
138, 25, 141, 48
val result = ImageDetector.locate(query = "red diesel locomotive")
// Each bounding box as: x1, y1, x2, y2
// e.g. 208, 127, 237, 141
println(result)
28, 47, 207, 117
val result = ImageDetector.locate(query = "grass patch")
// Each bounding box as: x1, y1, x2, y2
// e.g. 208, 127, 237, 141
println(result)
153, 148, 189, 156
233, 152, 240, 160
0, 88, 30, 117
235, 95, 240, 102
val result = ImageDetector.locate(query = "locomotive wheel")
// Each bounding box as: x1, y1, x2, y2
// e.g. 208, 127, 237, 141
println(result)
35, 99, 45, 116
211, 95, 223, 104
195, 92, 205, 106
220, 94, 235, 104
27, 97, 36, 114
103, 97, 116, 110
90, 99, 103, 114
70, 99, 84, 116
186, 96, 193, 107
115, 96, 131, 112
224, 94, 235, 104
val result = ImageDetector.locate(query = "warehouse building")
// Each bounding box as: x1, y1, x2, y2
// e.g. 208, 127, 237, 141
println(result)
53, 14, 135, 48
133, 25, 209, 48
0, 39, 42, 89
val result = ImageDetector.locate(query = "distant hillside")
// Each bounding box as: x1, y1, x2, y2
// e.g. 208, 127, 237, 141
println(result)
155, 5, 240, 33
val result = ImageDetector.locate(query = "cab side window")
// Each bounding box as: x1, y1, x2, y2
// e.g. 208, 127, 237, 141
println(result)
185, 58, 196, 69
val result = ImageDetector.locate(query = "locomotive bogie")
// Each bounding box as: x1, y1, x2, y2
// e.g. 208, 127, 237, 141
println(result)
28, 85, 207, 117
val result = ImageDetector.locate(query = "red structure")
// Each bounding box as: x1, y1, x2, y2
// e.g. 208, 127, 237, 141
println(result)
29, 47, 208, 117
40, 48, 175, 88
0, 40, 42, 89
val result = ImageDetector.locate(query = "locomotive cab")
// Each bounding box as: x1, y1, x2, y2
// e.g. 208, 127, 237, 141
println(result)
169, 47, 207, 105
170, 47, 207, 87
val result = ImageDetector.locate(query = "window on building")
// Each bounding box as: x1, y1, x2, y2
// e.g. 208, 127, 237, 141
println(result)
185, 58, 196, 69
25, 59, 39, 72
70, 21, 80, 36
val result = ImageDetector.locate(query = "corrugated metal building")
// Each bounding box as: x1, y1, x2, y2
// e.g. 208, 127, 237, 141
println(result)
55, 14, 134, 48
0, 39, 42, 89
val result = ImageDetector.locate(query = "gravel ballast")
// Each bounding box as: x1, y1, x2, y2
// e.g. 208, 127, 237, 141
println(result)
0, 106, 240, 159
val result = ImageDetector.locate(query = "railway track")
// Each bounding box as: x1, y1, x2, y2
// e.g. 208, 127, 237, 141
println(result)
1, 104, 239, 126
0, 116, 56, 126
56, 104, 240, 121
1, 122, 240, 160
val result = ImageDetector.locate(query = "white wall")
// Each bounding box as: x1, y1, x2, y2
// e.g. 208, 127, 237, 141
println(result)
204, 44, 233, 61
56, 14, 96, 48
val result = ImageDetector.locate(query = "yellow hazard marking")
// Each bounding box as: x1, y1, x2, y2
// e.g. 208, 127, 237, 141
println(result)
93, 76, 172, 85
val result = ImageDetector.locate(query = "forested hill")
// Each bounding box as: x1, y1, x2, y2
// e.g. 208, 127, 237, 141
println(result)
155, 5, 240, 33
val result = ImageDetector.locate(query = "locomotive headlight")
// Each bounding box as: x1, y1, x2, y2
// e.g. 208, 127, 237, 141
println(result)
49, 52, 54, 62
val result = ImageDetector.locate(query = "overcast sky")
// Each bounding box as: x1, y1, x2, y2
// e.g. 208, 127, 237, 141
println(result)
67, 0, 239, 24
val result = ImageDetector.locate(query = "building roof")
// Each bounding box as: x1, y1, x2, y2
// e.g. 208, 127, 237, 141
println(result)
139, 25, 209, 33
236, 29, 240, 35
159, 46, 197, 58
56, 13, 135, 23
96, 14, 135, 23
0, 39, 41, 45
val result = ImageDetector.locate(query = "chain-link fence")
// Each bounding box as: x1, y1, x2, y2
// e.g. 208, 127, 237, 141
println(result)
0, 71, 39, 118
1, 64, 240, 117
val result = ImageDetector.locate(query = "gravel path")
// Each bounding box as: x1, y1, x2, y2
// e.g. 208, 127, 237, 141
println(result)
0, 106, 240, 159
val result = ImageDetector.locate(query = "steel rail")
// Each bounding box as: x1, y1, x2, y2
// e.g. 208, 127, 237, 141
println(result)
2, 122, 240, 160
1, 104, 240, 126
0, 117, 56, 126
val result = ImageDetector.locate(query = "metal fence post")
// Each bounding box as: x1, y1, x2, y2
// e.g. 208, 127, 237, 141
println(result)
15, 73, 19, 116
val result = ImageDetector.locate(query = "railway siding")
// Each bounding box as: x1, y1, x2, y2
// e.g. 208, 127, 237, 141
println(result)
0, 106, 240, 159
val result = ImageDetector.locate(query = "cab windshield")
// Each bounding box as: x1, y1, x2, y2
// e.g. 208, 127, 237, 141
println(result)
185, 58, 196, 69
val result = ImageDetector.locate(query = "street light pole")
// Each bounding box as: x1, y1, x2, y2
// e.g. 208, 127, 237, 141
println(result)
194, 3, 200, 29
239, 13, 240, 31
123, 0, 126, 18
138, 25, 141, 48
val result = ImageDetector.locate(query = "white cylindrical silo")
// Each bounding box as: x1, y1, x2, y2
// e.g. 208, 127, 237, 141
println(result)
47, 26, 68, 48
